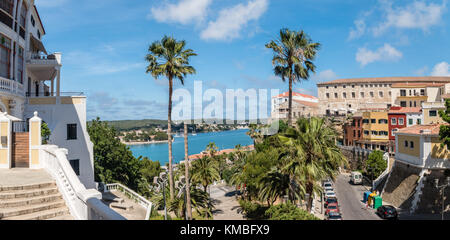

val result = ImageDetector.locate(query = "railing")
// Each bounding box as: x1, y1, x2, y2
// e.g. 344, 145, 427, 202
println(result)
0, 77, 24, 95
105, 183, 153, 220
41, 145, 126, 220
26, 92, 85, 97
12, 121, 28, 133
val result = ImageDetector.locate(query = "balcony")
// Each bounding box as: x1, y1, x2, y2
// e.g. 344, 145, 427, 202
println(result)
26, 52, 61, 66
26, 92, 85, 105
0, 76, 24, 96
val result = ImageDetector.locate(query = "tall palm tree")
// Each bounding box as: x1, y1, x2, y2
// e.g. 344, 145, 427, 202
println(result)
279, 117, 346, 211
266, 28, 320, 126
146, 36, 197, 199
184, 123, 192, 220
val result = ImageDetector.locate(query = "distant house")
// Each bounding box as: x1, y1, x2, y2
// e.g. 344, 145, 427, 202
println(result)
271, 92, 319, 120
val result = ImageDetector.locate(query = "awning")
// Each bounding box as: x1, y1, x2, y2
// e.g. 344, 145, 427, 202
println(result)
29, 35, 47, 54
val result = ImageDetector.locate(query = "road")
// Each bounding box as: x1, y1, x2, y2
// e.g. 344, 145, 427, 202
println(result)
333, 173, 380, 220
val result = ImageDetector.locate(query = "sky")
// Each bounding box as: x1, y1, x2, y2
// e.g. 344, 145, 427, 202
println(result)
34, 0, 450, 121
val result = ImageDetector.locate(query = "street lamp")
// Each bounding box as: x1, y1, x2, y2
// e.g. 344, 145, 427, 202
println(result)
434, 177, 450, 221
153, 171, 168, 220
175, 176, 187, 220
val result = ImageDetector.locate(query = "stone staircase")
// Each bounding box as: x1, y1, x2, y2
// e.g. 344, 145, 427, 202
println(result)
0, 181, 73, 220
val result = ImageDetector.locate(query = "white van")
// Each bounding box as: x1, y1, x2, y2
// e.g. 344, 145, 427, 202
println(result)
350, 171, 363, 185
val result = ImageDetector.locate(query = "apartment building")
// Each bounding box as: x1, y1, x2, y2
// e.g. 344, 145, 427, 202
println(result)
0, 0, 94, 188
343, 113, 362, 146
317, 77, 450, 116
271, 91, 319, 120
357, 109, 390, 151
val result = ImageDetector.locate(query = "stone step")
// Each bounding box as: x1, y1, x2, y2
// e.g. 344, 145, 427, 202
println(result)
0, 193, 63, 208
0, 199, 66, 218
0, 182, 56, 192
110, 203, 134, 210
0, 187, 59, 200
46, 214, 74, 220
2, 206, 70, 220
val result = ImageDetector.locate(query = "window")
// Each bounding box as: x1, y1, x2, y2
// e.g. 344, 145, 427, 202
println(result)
380, 131, 388, 136
371, 131, 378, 135
360, 92, 365, 98
404, 141, 408, 147
391, 117, 397, 125
326, 86, 329, 89
398, 118, 404, 125
400, 90, 406, 96
0, 34, 11, 79
417, 119, 421, 125
414, 101, 417, 107
409, 119, 413, 125
67, 124, 77, 140
410, 141, 414, 148
352, 92, 355, 98
364, 130, 369, 135
18, 47, 24, 84
420, 89, 425, 96
370, 84, 373, 87
363, 119, 369, 124
389, 91, 392, 97
353, 130, 356, 137
379, 91, 383, 97
358, 130, 361, 137
352, 85, 355, 88
0, 0, 14, 15
37, 30, 41, 39
19, 2, 27, 28
429, 110, 437, 117
370, 92, 374, 97
69, 159, 80, 176
334, 86, 337, 88
343, 85, 346, 88
343, 92, 347, 98
31, 15, 35, 26
334, 93, 338, 98
400, 101, 407, 107
326, 93, 329, 99
379, 119, 388, 124
371, 119, 376, 124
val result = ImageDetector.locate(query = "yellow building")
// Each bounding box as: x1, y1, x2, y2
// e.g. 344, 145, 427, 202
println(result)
395, 124, 450, 169
358, 109, 390, 151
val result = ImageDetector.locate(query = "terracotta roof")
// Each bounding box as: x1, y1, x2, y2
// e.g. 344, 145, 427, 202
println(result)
272, 91, 318, 100
391, 82, 445, 88
292, 99, 319, 108
317, 76, 450, 86
395, 124, 446, 135
388, 107, 422, 114
442, 94, 450, 99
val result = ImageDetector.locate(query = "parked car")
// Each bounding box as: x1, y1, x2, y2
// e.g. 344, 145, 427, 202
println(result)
376, 205, 398, 220
327, 211, 342, 220
324, 186, 334, 193
324, 191, 336, 200
350, 171, 363, 185
325, 203, 340, 216
324, 196, 338, 208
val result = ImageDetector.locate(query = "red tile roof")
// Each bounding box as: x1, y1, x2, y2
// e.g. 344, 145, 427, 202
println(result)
292, 99, 319, 108
272, 91, 318, 100
388, 107, 422, 114
317, 76, 450, 86
391, 82, 445, 88
396, 124, 446, 135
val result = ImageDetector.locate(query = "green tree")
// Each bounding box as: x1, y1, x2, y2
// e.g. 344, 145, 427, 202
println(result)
439, 99, 450, 149
137, 156, 162, 197
87, 118, 142, 191
365, 150, 387, 179
191, 156, 220, 192
266, 28, 320, 126
41, 122, 51, 144
146, 36, 197, 199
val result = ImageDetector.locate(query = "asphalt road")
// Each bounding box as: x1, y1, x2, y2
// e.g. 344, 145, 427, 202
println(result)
333, 173, 381, 220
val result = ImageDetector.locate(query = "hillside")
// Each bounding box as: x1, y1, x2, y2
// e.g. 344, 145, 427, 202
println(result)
103, 119, 167, 131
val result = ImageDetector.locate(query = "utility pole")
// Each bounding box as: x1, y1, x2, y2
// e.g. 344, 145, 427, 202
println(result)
434, 177, 450, 220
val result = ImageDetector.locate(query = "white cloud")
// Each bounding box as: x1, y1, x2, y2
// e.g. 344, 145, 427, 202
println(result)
431, 62, 450, 76
200, 0, 268, 41
414, 66, 429, 76
356, 43, 403, 66
311, 69, 338, 83
349, 0, 447, 39
373, 0, 447, 36
150, 0, 212, 24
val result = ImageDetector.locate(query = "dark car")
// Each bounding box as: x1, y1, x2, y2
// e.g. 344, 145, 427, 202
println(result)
324, 197, 338, 208
327, 212, 343, 220
377, 205, 398, 220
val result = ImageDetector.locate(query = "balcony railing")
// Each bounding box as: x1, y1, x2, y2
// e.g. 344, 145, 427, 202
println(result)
0, 77, 24, 96
26, 52, 60, 65
26, 92, 84, 97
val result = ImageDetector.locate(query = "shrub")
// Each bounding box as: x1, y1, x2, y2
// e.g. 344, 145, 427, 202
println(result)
265, 202, 319, 220
238, 200, 269, 219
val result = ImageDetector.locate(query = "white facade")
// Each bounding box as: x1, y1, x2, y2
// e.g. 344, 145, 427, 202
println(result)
406, 113, 422, 127
0, 0, 95, 188
271, 92, 318, 114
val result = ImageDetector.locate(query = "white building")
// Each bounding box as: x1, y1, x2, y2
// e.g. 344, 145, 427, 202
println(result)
0, 0, 94, 188
271, 91, 318, 118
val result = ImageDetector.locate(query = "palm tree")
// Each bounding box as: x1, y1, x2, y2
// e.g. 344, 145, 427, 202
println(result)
146, 36, 197, 199
184, 123, 192, 220
279, 117, 347, 211
191, 156, 220, 192
266, 28, 320, 126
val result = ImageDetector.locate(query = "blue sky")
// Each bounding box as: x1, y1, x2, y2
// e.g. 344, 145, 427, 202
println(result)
35, 0, 450, 120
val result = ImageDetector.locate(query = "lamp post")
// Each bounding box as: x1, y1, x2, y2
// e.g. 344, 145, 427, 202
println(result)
434, 177, 450, 221
153, 171, 168, 220
175, 176, 187, 220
